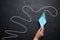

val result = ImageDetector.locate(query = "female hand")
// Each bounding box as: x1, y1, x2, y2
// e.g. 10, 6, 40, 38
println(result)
33, 27, 44, 40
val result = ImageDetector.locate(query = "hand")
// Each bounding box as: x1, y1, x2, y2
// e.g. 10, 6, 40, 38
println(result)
33, 27, 44, 40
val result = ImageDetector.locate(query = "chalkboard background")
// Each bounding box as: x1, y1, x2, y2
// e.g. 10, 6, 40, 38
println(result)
0, 0, 60, 40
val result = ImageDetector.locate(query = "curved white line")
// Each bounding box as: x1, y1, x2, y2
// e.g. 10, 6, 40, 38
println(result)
2, 5, 58, 40
10, 16, 27, 33
23, 5, 58, 17
2, 30, 18, 40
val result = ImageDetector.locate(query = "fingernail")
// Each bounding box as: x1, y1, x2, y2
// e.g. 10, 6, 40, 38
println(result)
41, 33, 44, 36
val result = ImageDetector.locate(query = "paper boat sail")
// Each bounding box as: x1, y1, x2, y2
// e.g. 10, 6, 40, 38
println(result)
39, 12, 47, 27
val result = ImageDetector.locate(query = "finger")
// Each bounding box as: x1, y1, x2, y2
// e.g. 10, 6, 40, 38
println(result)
39, 27, 44, 36
39, 27, 44, 33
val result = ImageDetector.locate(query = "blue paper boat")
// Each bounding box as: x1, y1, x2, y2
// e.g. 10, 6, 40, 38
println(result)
39, 12, 47, 27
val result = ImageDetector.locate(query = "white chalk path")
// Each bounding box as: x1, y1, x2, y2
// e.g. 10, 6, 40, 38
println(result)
22, 5, 58, 17
2, 5, 58, 40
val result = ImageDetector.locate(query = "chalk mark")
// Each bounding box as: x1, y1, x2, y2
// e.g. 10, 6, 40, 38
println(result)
22, 5, 58, 17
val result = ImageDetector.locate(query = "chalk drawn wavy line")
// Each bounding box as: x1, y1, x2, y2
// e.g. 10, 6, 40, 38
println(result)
10, 16, 28, 33
2, 5, 58, 40
22, 5, 58, 17
2, 30, 18, 40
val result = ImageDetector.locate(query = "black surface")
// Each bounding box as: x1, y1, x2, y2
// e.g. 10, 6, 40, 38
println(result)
0, 0, 60, 40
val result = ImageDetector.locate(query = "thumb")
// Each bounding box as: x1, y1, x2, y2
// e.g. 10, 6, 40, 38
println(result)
40, 27, 44, 35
